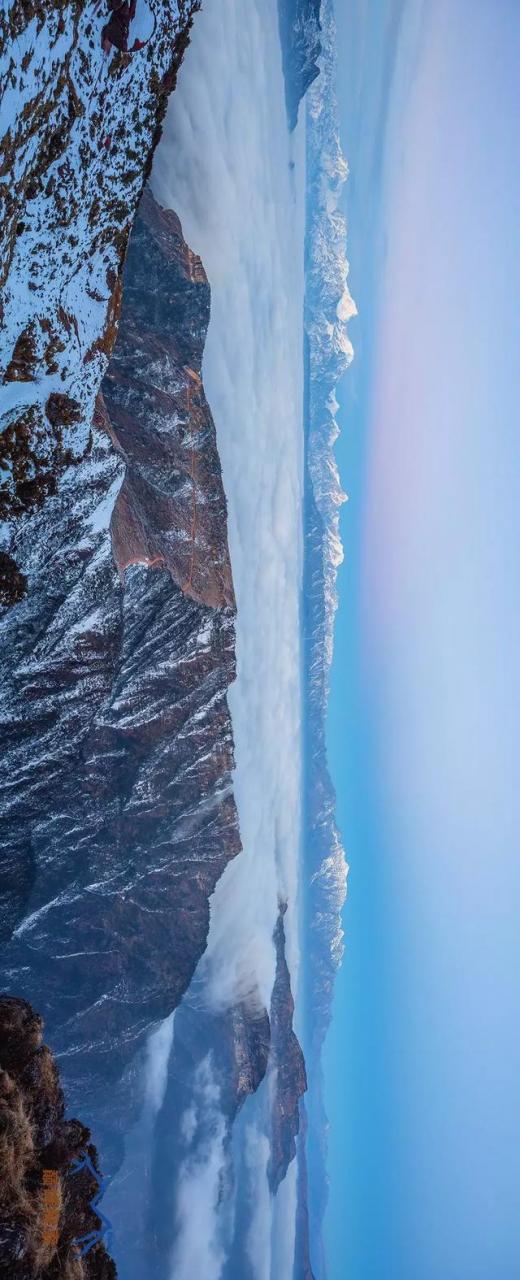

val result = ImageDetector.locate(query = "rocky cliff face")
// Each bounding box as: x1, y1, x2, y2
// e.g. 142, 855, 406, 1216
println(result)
105, 188, 235, 611
0, 995, 117, 1279
0, 185, 240, 1163
0, 0, 200, 602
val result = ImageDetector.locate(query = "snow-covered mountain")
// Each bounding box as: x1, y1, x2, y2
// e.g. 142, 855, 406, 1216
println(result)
0, 2, 203, 606
303, 1, 356, 1272
305, 0, 354, 1048
277, 0, 322, 128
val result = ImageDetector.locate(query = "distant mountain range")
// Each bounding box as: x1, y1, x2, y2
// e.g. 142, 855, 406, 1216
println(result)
302, 0, 356, 1272
305, 0, 355, 1049
277, 0, 322, 128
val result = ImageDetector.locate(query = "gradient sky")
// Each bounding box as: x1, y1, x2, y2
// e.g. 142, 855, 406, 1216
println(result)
325, 2, 520, 1276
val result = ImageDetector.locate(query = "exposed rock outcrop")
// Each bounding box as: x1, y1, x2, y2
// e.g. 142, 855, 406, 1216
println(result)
0, 995, 116, 1279
0, 0, 200, 599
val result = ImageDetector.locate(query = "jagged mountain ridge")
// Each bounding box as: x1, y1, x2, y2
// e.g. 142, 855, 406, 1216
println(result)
277, 0, 322, 129
302, 2, 356, 1275
304, 0, 354, 1060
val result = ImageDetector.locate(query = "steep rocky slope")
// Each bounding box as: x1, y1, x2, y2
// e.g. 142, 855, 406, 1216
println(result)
104, 188, 234, 610
0, 995, 117, 1279
0, 0, 200, 602
0, 186, 240, 1163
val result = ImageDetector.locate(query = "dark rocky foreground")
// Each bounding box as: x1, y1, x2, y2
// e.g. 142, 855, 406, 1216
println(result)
0, 995, 117, 1279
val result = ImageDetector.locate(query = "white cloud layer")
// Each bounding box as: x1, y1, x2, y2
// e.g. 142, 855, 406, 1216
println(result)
151, 0, 306, 1274
244, 1125, 272, 1280
170, 1057, 228, 1280
152, 0, 305, 1017
143, 1011, 176, 1115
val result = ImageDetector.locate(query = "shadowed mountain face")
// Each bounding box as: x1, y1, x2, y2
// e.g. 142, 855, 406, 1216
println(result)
277, 0, 322, 128
0, 190, 240, 1163
105, 189, 235, 612
267, 904, 307, 1193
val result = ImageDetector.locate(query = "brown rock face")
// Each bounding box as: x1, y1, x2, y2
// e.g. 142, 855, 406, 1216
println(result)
104, 188, 235, 610
0, 995, 117, 1280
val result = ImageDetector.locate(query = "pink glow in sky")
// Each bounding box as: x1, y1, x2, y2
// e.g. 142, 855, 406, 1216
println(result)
328, 2, 520, 1276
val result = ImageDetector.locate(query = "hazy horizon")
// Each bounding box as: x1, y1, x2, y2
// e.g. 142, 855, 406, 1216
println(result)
327, 1, 520, 1275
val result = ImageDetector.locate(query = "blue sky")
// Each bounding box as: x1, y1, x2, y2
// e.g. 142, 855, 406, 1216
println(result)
325, 2, 520, 1276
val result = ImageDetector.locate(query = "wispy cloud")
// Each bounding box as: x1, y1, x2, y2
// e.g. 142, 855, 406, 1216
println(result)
143, 1012, 175, 1116
244, 1125, 272, 1280
170, 1058, 228, 1280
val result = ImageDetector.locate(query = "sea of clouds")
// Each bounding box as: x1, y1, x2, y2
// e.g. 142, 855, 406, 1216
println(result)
152, 0, 305, 1026
149, 0, 306, 1274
